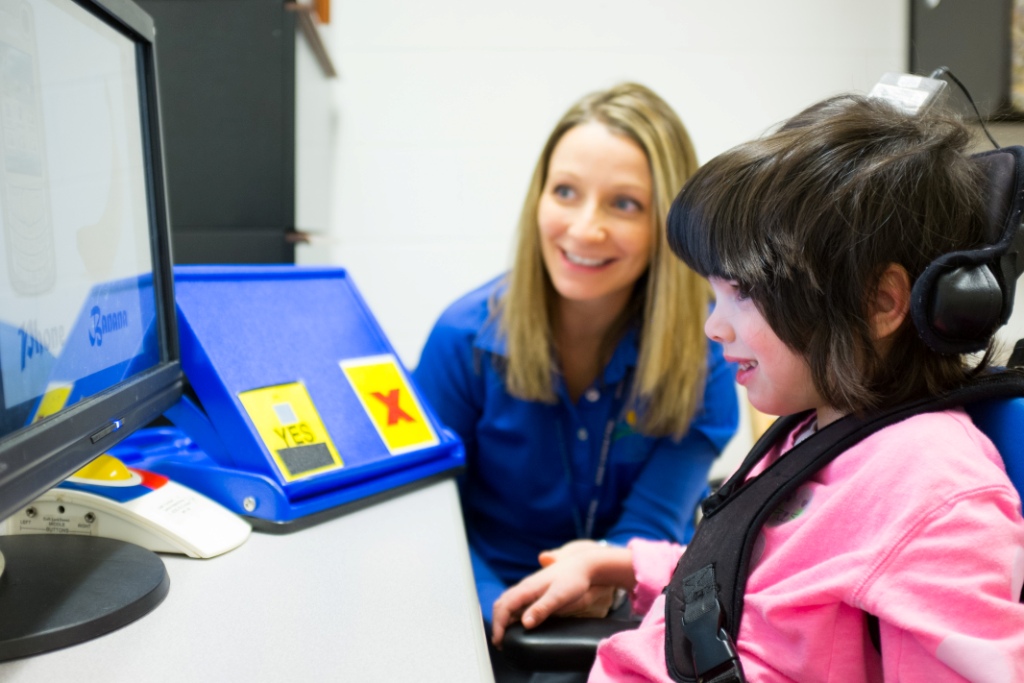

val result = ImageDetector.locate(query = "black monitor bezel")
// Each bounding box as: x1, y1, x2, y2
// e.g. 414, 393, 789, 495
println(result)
0, 0, 183, 525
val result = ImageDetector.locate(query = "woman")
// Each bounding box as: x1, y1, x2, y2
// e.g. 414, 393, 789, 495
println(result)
413, 82, 738, 628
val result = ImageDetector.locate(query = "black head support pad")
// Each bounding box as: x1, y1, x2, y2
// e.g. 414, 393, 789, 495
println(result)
910, 145, 1024, 354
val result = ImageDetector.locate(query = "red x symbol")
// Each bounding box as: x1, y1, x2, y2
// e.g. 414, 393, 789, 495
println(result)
370, 389, 414, 426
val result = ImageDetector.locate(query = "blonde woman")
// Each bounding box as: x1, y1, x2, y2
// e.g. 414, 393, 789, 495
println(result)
414, 83, 738, 630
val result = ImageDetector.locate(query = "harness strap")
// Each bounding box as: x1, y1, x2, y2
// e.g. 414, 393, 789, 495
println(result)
664, 371, 1024, 682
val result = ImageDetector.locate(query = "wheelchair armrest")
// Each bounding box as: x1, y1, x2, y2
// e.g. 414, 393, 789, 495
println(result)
501, 616, 642, 672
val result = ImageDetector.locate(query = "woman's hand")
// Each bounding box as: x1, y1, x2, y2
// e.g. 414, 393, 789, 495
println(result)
490, 540, 634, 646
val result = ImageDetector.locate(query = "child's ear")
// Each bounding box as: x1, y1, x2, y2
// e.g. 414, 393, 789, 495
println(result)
871, 263, 911, 341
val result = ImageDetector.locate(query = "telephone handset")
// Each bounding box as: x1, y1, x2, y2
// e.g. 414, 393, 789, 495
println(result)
3, 454, 251, 558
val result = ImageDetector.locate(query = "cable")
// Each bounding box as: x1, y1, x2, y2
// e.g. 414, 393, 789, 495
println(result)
929, 66, 1001, 149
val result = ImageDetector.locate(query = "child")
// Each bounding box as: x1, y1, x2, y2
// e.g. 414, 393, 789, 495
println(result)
490, 94, 1024, 681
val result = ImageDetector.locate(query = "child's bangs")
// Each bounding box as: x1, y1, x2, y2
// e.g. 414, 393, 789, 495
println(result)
666, 159, 768, 292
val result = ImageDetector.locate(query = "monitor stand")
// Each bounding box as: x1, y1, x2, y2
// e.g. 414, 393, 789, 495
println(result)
0, 535, 169, 661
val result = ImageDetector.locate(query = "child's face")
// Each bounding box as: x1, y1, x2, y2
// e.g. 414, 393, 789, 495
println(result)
537, 121, 653, 318
706, 277, 840, 425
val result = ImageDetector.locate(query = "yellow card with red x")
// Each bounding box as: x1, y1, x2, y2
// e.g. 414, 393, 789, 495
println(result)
340, 354, 439, 455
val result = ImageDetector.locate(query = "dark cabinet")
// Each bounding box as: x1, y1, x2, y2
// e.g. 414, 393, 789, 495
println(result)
138, 0, 300, 263
910, 0, 1013, 120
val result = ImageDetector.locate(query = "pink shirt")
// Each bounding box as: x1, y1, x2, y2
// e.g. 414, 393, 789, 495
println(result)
590, 410, 1024, 682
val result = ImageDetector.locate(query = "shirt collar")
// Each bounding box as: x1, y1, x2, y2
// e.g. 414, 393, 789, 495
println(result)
473, 294, 507, 356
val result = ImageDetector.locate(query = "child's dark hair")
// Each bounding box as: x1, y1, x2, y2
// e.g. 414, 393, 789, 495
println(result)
668, 94, 992, 414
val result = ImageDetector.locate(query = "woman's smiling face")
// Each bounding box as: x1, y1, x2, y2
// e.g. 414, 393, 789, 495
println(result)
537, 121, 653, 318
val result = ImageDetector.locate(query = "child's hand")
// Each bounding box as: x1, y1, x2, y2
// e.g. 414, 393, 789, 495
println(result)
490, 540, 634, 646
537, 538, 605, 566
538, 541, 616, 618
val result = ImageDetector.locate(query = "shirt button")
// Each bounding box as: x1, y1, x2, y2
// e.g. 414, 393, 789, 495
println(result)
577, 428, 588, 441
585, 388, 600, 402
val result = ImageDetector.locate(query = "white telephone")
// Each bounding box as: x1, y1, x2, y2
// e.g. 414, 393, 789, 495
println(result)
3, 454, 251, 558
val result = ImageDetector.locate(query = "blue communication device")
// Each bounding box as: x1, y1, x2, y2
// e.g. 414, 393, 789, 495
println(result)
119, 264, 464, 530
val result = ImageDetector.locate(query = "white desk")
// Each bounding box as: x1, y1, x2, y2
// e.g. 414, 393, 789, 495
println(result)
0, 478, 493, 683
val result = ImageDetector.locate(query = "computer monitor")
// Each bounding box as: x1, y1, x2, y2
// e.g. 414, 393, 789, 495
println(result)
0, 0, 182, 659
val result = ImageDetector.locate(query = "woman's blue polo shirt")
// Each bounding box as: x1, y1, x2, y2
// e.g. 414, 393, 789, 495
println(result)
413, 277, 739, 622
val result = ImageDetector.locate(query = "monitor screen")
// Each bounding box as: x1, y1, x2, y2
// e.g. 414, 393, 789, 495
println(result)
0, 0, 183, 659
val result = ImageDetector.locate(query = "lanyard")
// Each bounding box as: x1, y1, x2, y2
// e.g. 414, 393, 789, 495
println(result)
558, 376, 628, 540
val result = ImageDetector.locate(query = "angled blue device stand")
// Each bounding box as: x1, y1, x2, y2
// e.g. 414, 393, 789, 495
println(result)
116, 265, 464, 531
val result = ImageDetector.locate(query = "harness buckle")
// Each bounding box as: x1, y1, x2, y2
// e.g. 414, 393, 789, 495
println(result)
681, 565, 746, 683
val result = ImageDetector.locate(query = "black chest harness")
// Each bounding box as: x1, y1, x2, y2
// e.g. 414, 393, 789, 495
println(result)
663, 369, 1024, 683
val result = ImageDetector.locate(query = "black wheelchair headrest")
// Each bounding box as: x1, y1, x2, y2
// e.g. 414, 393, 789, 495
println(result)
911, 145, 1024, 354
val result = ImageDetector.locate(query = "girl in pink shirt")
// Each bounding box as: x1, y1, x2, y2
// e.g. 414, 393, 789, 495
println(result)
490, 94, 1024, 682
